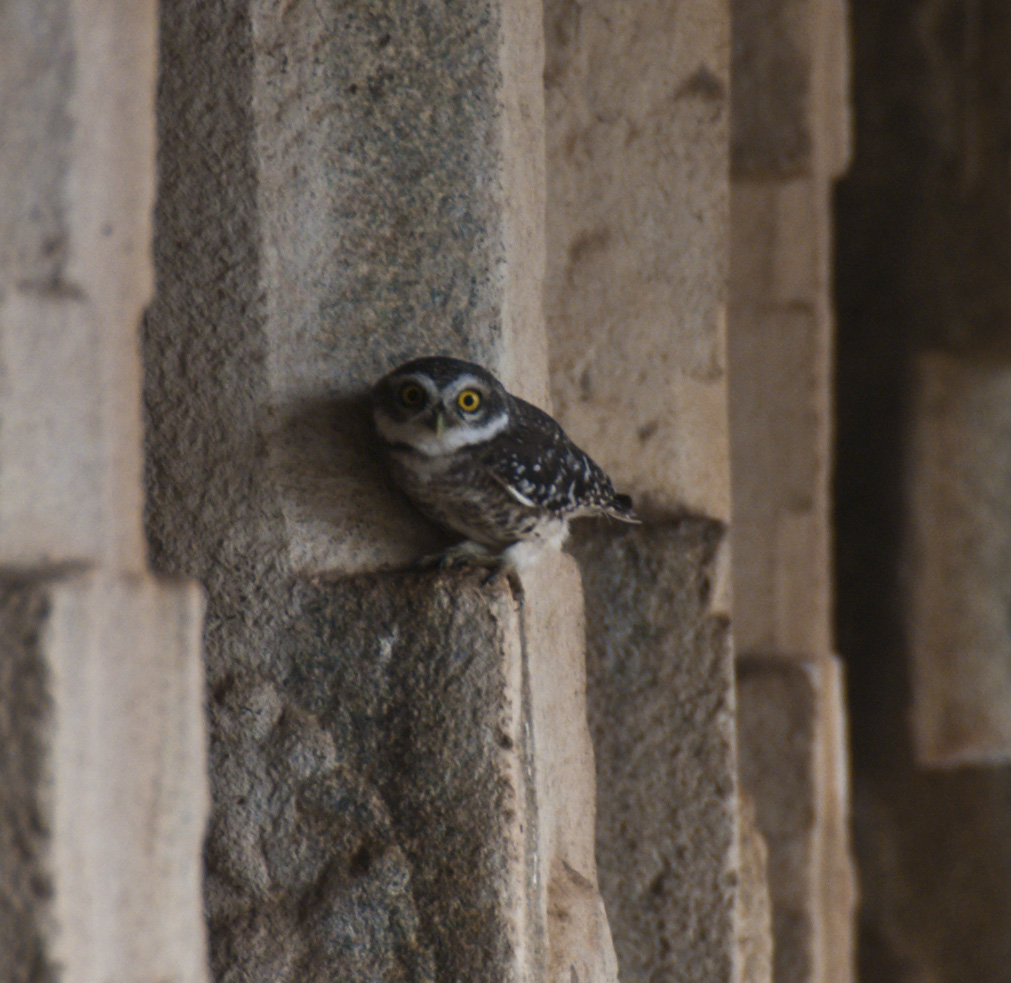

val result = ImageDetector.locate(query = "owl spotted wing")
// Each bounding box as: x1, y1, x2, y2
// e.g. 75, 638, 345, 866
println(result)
481, 397, 639, 521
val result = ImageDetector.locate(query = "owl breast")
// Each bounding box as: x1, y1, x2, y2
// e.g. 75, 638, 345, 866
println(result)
385, 447, 565, 550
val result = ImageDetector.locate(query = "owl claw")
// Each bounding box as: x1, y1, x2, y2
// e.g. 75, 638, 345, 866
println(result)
418, 541, 501, 571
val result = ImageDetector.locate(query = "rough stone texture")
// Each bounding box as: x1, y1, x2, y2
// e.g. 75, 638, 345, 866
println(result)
738, 793, 773, 983
147, 1, 621, 978
737, 655, 856, 983
570, 522, 738, 983
731, 0, 850, 177
0, 571, 208, 983
544, 0, 732, 522
198, 554, 615, 983
906, 352, 1011, 764
0, 0, 155, 572
149, 0, 549, 579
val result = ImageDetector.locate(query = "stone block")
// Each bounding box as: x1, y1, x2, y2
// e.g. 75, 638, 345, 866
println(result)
738, 793, 773, 983
147, 0, 549, 579
570, 521, 738, 983
0, 569, 207, 983
736, 654, 855, 983
727, 304, 831, 656
731, 0, 850, 178
203, 552, 616, 983
730, 180, 831, 308
0, 0, 157, 571
907, 352, 1011, 764
544, 0, 731, 521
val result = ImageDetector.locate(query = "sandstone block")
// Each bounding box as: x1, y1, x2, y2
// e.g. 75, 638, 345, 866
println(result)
727, 303, 831, 656
148, 0, 549, 579
204, 553, 616, 983
907, 352, 1011, 764
736, 654, 855, 983
738, 793, 773, 983
544, 0, 731, 521
731, 0, 850, 177
0, 0, 157, 570
0, 570, 207, 983
570, 521, 738, 983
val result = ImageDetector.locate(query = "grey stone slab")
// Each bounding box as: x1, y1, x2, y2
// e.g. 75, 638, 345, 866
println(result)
203, 558, 616, 983
570, 521, 738, 983
148, 0, 548, 578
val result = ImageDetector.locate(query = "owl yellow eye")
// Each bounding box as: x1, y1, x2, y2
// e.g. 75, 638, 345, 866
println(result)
399, 383, 425, 407
457, 389, 482, 413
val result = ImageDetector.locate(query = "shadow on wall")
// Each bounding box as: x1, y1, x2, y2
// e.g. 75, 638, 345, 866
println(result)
834, 2, 1011, 981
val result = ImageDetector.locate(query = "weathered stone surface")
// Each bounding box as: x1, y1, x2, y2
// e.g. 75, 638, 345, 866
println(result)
0, 570, 207, 983
737, 654, 855, 983
544, 0, 731, 521
148, 0, 549, 579
202, 554, 615, 983
737, 793, 773, 983
727, 299, 831, 657
0, 0, 156, 571
907, 351, 1011, 764
571, 521, 737, 983
731, 0, 850, 177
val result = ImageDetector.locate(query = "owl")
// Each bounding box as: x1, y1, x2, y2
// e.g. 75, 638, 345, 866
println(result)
370, 355, 639, 569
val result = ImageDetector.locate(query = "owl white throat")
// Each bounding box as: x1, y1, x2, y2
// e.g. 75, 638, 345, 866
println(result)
373, 407, 511, 457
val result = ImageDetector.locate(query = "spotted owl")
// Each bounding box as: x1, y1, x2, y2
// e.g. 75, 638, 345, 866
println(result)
370, 356, 639, 569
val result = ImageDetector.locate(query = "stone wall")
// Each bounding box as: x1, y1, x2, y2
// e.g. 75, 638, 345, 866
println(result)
730, 0, 857, 981
0, 0, 862, 980
0, 1, 207, 981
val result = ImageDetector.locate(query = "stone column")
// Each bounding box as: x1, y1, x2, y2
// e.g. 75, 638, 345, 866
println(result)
147, 0, 616, 979
729, 0, 856, 980
0, 0, 208, 981
544, 2, 742, 980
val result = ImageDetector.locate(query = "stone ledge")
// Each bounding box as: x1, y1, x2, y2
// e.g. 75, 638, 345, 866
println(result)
204, 552, 616, 983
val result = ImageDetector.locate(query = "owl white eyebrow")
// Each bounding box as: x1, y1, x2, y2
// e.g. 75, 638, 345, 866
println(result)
375, 410, 510, 455
447, 374, 488, 395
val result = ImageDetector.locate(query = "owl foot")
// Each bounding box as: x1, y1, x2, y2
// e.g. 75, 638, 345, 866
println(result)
418, 540, 501, 571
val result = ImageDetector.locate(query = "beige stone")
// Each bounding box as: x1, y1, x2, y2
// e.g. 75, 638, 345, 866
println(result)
544, 0, 731, 521
737, 654, 856, 983
731, 0, 850, 178
0, 0, 156, 572
727, 303, 831, 656
0, 570, 208, 983
907, 351, 1011, 764
737, 793, 774, 983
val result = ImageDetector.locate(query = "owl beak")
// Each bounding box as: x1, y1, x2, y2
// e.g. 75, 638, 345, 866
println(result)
433, 410, 448, 437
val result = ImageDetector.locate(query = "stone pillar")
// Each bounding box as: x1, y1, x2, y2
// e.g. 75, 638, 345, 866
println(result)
728, 0, 856, 979
147, 0, 617, 979
544, 1, 742, 979
0, 0, 208, 981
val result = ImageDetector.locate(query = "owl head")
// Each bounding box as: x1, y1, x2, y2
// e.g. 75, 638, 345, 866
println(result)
370, 356, 512, 456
